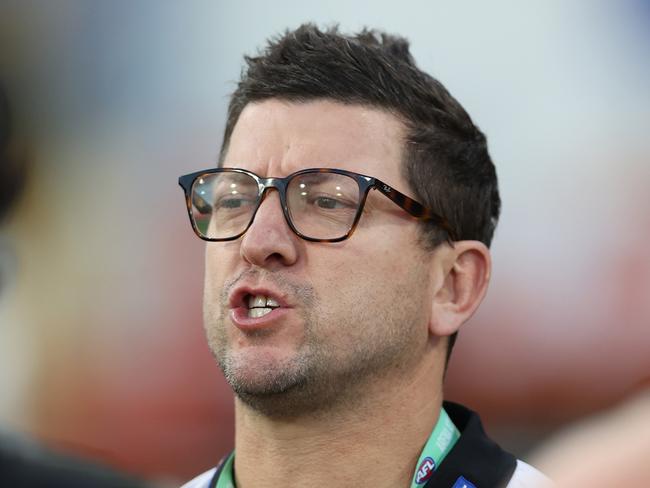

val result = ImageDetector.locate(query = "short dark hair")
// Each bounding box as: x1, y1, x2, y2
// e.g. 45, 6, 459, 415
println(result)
0, 86, 26, 223
220, 23, 500, 248
219, 24, 501, 360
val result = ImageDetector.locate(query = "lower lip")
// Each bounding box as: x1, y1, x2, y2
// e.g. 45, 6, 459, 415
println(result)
230, 306, 291, 331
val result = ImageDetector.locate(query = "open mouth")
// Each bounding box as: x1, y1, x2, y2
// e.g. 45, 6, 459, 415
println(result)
245, 294, 280, 318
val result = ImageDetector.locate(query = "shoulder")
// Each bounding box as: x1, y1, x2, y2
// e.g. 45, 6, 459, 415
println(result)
180, 468, 216, 488
505, 460, 553, 488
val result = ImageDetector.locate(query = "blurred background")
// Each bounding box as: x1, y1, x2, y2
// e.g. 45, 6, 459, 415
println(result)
0, 0, 648, 484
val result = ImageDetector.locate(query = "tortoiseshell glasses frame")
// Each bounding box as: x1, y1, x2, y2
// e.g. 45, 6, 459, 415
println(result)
178, 167, 456, 243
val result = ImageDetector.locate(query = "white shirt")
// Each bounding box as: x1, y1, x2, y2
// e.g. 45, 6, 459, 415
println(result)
507, 460, 553, 487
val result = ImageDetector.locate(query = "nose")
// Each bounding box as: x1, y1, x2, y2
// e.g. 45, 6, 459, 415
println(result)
240, 189, 300, 268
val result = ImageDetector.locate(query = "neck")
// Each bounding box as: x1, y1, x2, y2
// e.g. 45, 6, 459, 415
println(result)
233, 350, 444, 488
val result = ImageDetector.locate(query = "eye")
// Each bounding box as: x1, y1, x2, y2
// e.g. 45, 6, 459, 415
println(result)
309, 195, 356, 210
220, 198, 245, 209
215, 195, 257, 211
315, 196, 342, 209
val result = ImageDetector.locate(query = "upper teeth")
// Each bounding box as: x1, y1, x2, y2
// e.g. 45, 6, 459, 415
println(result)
247, 295, 279, 309
246, 295, 279, 319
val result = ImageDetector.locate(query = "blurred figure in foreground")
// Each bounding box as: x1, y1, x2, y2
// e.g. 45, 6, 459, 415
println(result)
0, 86, 150, 487
532, 388, 650, 487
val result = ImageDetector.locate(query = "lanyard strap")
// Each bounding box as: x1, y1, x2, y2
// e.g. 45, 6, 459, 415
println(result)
410, 407, 460, 487
215, 452, 235, 488
215, 407, 459, 488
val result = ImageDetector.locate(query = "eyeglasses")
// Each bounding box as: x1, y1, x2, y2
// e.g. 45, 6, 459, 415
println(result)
178, 167, 455, 243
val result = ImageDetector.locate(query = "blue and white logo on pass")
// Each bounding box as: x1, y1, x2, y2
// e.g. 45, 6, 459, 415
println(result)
451, 475, 476, 488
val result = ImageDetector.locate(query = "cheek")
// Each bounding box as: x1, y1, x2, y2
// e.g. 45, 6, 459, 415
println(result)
309, 239, 429, 316
204, 242, 239, 277
309, 247, 431, 361
203, 243, 239, 306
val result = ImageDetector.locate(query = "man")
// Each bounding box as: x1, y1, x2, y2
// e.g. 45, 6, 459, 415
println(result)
180, 24, 548, 488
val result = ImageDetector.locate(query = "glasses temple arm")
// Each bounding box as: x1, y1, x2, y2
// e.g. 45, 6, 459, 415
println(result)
373, 178, 457, 240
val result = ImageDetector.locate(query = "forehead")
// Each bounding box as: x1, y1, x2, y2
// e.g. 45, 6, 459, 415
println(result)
223, 99, 407, 184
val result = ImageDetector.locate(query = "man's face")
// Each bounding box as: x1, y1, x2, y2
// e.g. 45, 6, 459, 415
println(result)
204, 99, 436, 417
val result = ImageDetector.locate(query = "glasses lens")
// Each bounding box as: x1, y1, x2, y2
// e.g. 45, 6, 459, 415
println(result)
190, 171, 259, 239
287, 172, 360, 240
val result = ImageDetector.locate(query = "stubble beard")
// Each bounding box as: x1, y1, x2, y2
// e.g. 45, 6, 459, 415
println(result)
204, 270, 426, 420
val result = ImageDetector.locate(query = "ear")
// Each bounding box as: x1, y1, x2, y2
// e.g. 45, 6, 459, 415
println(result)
428, 241, 491, 337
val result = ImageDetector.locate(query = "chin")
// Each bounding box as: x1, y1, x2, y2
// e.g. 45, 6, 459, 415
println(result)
222, 346, 307, 394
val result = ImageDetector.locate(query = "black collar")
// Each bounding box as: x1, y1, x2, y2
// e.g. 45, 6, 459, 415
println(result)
423, 401, 517, 488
